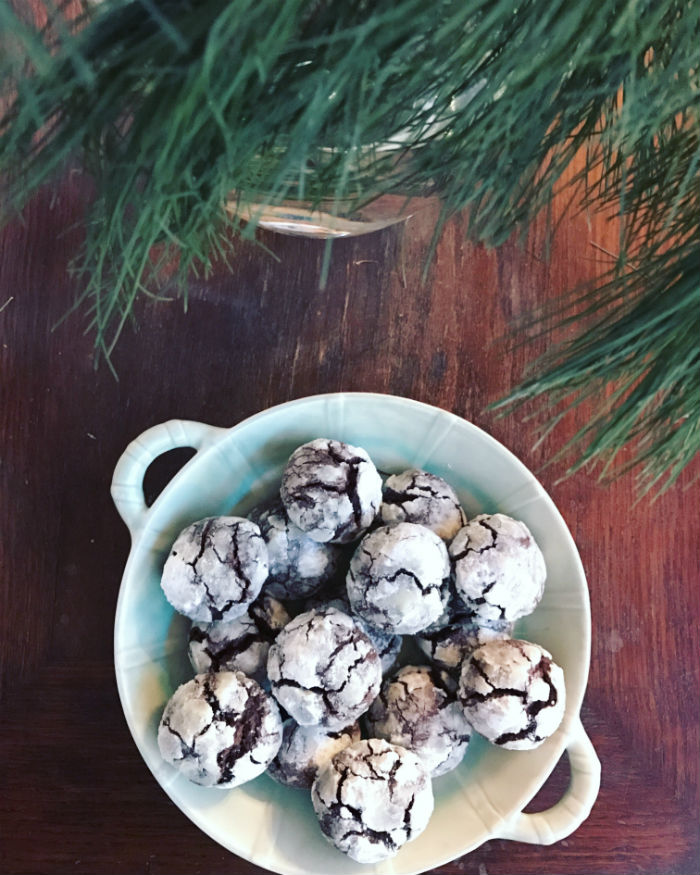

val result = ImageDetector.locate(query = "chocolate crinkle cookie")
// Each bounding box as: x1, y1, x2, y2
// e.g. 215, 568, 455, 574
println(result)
267, 719, 361, 789
450, 513, 546, 623
267, 607, 382, 729
347, 522, 449, 635
380, 468, 467, 541
161, 516, 269, 622
250, 499, 344, 600
416, 616, 513, 671
280, 439, 382, 544
188, 595, 290, 686
367, 665, 472, 777
458, 638, 566, 750
157, 671, 282, 787
311, 738, 434, 864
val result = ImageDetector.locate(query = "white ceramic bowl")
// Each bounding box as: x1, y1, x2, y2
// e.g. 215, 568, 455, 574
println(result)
112, 393, 600, 875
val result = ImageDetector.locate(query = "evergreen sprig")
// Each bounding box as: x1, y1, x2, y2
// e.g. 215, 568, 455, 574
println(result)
1, 0, 698, 486
494, 79, 699, 492
496, 236, 699, 493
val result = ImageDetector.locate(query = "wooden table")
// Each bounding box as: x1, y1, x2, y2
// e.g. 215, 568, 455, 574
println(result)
1, 173, 698, 875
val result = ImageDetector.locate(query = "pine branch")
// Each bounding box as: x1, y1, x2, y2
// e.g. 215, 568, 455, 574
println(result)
494, 111, 700, 492
0, 0, 698, 486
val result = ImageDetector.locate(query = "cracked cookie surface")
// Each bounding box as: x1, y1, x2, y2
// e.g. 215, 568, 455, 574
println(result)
188, 594, 290, 685
280, 439, 382, 544
161, 516, 269, 622
380, 468, 467, 540
157, 671, 282, 787
267, 607, 382, 729
367, 665, 472, 777
458, 638, 566, 750
450, 513, 546, 623
347, 522, 450, 635
250, 499, 344, 599
311, 738, 434, 864
267, 719, 361, 789
304, 589, 402, 674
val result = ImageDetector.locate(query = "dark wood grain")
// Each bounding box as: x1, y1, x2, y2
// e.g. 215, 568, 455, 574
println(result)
1, 168, 698, 875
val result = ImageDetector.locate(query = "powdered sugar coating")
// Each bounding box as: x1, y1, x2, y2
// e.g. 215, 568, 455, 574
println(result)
367, 665, 472, 777
267, 720, 361, 789
416, 617, 513, 671
458, 638, 566, 750
188, 595, 290, 685
305, 589, 402, 674
157, 671, 282, 787
347, 522, 449, 635
380, 468, 467, 540
311, 738, 434, 864
267, 607, 382, 729
161, 516, 269, 622
251, 500, 343, 599
280, 439, 382, 544
450, 513, 546, 622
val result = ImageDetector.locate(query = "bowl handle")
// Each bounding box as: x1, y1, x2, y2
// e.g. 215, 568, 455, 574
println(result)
111, 419, 227, 536
495, 718, 600, 845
